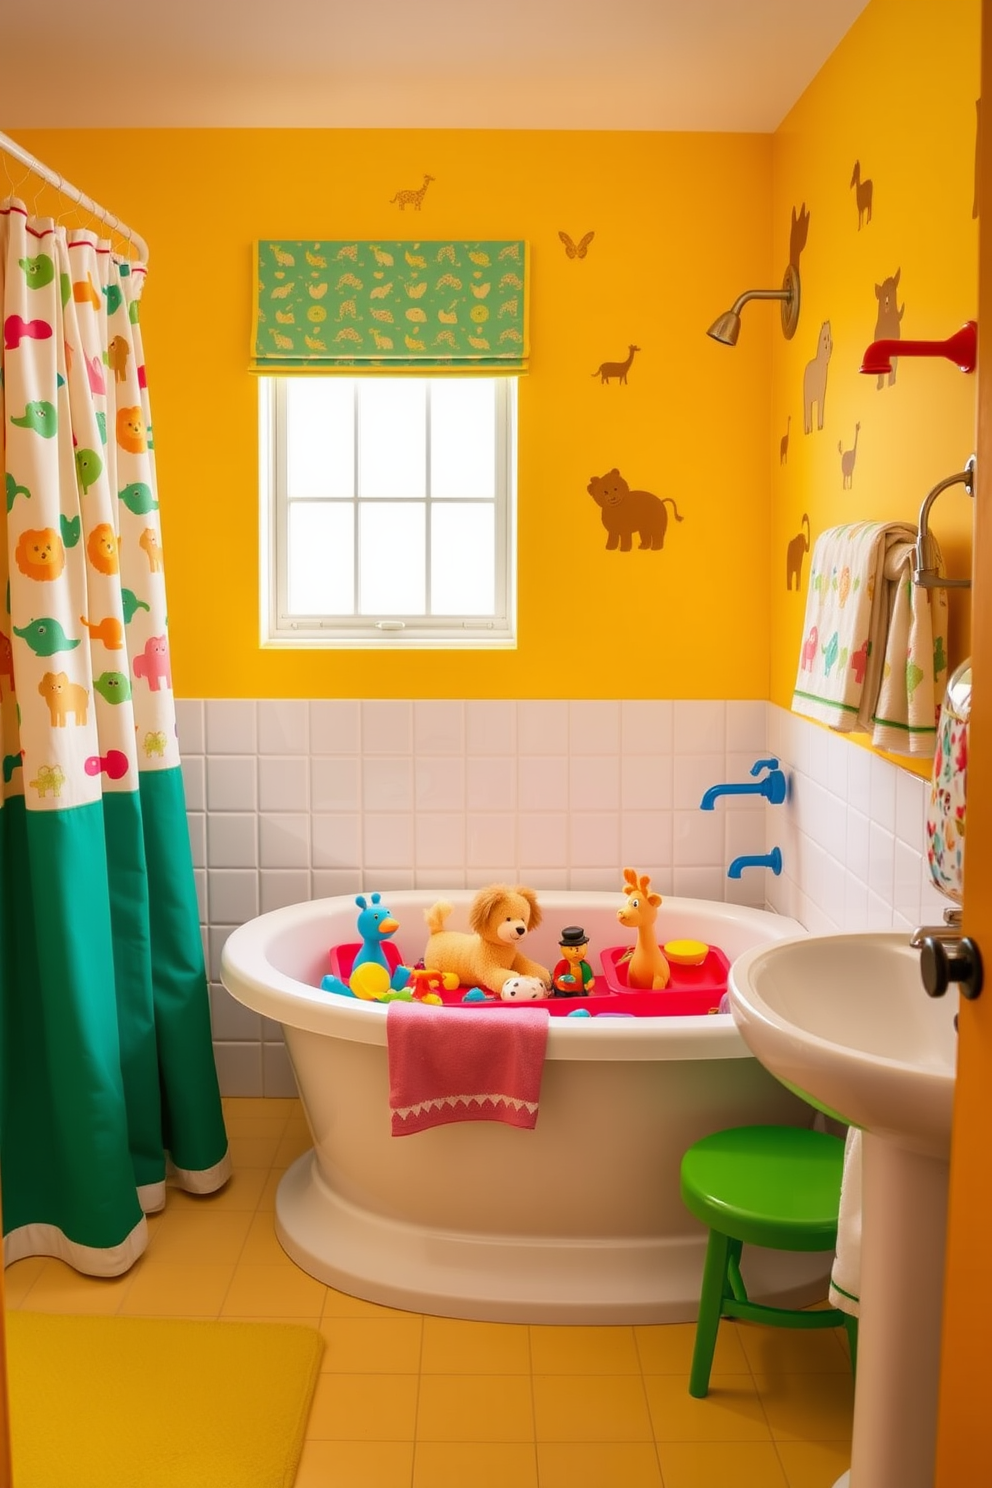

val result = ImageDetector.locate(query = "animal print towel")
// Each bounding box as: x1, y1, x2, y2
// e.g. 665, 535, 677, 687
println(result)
792, 521, 946, 754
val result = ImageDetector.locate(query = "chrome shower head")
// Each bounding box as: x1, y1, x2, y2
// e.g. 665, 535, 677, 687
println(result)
706, 309, 742, 345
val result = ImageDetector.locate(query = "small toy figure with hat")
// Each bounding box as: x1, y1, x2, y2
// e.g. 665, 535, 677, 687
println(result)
552, 926, 596, 997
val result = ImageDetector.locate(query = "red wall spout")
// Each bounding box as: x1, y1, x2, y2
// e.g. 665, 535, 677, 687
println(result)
860, 320, 977, 375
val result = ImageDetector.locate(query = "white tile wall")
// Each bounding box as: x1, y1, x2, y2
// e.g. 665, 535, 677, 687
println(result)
179, 697, 954, 1096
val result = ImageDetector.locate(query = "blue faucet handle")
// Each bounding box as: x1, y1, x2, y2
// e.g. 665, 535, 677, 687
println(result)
750, 757, 780, 776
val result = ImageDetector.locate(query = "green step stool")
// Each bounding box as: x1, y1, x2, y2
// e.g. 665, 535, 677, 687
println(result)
680, 1123, 858, 1398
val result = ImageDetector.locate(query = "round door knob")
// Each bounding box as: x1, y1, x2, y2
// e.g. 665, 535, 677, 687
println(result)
919, 936, 983, 1000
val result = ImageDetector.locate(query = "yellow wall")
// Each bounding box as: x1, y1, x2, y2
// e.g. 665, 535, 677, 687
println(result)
8, 128, 773, 701
770, 0, 980, 731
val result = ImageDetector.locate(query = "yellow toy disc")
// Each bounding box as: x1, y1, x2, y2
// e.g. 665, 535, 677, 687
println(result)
663, 939, 709, 967
350, 962, 391, 1000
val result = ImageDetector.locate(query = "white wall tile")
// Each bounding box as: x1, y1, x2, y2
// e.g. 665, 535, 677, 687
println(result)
205, 700, 257, 755
363, 814, 414, 868
846, 809, 871, 884
621, 700, 673, 755
414, 700, 464, 755
363, 757, 414, 811
673, 866, 726, 900
621, 810, 672, 869
206, 756, 257, 812
415, 757, 465, 811
569, 867, 620, 893
569, 701, 620, 755
895, 769, 926, 851
210, 984, 262, 1040
362, 700, 413, 754
207, 924, 233, 983
258, 757, 309, 813
726, 701, 767, 754
866, 889, 894, 931
467, 756, 516, 811
568, 813, 619, 868
869, 753, 897, 834
672, 808, 724, 869
312, 868, 362, 898
416, 813, 466, 868
259, 814, 310, 869
175, 698, 205, 754
311, 757, 361, 813
193, 869, 207, 923
868, 823, 895, 903
518, 812, 568, 867
263, 1042, 299, 1099
621, 753, 672, 812
312, 815, 361, 868
310, 699, 361, 754
208, 870, 259, 925
415, 868, 467, 890
181, 754, 205, 812
466, 700, 516, 756
518, 700, 569, 755
846, 745, 872, 816
519, 756, 568, 813
261, 870, 312, 913
366, 868, 415, 890
213, 1043, 263, 1098
207, 814, 258, 869
258, 699, 309, 754
674, 701, 726, 755
187, 813, 206, 870
894, 840, 924, 926
467, 812, 516, 868
569, 756, 619, 812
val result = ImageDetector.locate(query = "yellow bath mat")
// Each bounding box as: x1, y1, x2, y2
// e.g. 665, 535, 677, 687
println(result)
7, 1311, 323, 1488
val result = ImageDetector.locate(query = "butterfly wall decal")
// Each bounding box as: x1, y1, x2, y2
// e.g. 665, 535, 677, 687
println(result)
558, 230, 594, 259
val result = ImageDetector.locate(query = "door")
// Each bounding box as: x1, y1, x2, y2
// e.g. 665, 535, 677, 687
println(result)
936, 3, 992, 1479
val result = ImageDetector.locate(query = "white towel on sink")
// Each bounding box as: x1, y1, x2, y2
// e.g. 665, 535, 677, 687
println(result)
829, 1126, 862, 1317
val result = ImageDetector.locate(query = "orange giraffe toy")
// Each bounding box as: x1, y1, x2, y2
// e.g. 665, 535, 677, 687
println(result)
616, 868, 670, 990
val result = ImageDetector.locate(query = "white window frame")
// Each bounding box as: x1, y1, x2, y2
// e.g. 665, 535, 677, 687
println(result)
259, 375, 517, 649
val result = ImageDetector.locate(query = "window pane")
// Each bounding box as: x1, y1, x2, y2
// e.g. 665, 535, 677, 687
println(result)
359, 503, 426, 615
287, 502, 354, 615
358, 380, 426, 499
286, 380, 354, 498
431, 504, 495, 615
430, 379, 496, 499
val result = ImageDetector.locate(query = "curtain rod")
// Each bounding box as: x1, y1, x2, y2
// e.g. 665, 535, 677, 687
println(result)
0, 130, 149, 265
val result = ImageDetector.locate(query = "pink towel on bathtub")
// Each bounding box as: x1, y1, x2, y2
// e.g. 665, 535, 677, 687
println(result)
386, 1002, 550, 1136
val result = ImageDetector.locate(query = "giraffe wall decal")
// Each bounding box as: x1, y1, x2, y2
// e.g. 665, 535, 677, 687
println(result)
389, 174, 435, 210
590, 344, 640, 385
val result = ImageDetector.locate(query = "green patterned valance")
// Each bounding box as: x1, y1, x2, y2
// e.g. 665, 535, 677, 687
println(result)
251, 240, 528, 373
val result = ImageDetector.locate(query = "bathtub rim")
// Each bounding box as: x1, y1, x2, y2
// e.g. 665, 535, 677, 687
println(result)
221, 890, 807, 1062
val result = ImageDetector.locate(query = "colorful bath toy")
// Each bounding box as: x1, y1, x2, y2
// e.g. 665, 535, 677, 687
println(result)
352, 893, 411, 990
664, 939, 709, 967
552, 925, 595, 996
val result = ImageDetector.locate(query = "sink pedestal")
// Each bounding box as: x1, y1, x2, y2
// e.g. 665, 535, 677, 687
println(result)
840, 1132, 949, 1488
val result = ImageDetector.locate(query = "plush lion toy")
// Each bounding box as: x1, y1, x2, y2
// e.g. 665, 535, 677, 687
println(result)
423, 884, 551, 995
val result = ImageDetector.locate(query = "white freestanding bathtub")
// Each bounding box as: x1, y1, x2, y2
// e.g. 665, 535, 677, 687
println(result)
221, 889, 826, 1323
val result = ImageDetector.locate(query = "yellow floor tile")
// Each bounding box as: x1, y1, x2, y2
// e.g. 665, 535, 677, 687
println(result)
530, 1324, 640, 1375
274, 1127, 314, 1166
20, 1260, 133, 1315
118, 1261, 235, 1316
167, 1165, 269, 1212
413, 1441, 538, 1488
323, 1285, 417, 1320
416, 1374, 535, 1442
295, 1439, 415, 1488
536, 1441, 664, 1488
306, 1373, 420, 1440
751, 1372, 855, 1443
533, 1375, 653, 1443
634, 1322, 749, 1375
737, 1323, 851, 1374
421, 1316, 531, 1374
3, 1257, 47, 1308
222, 1096, 299, 1122
657, 1440, 790, 1488
643, 1373, 773, 1443
226, 1128, 288, 1168
220, 1259, 327, 1317
239, 1210, 291, 1265
146, 1209, 253, 1266
319, 1314, 424, 1373
257, 1169, 283, 1211
775, 1440, 852, 1488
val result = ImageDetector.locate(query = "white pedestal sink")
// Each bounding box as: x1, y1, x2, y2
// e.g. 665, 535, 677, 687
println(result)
729, 933, 957, 1488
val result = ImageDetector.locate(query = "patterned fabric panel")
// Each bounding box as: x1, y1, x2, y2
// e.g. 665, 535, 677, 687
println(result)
251, 240, 528, 371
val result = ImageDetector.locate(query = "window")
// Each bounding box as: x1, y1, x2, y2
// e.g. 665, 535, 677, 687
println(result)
259, 375, 516, 648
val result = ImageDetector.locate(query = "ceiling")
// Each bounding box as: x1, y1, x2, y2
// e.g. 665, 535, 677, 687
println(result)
3, 0, 871, 132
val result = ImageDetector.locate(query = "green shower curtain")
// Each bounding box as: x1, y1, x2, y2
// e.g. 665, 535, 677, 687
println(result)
0, 199, 229, 1275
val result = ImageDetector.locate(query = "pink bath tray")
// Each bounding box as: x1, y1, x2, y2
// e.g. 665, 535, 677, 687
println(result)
326, 941, 730, 1018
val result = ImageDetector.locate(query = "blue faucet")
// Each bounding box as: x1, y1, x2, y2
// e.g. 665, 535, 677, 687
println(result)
727, 847, 783, 879
700, 758, 787, 810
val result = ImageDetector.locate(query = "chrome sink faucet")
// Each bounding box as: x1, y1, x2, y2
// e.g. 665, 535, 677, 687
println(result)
910, 907, 962, 949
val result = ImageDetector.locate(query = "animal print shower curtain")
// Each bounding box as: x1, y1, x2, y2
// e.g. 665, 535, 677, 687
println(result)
0, 200, 229, 1274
